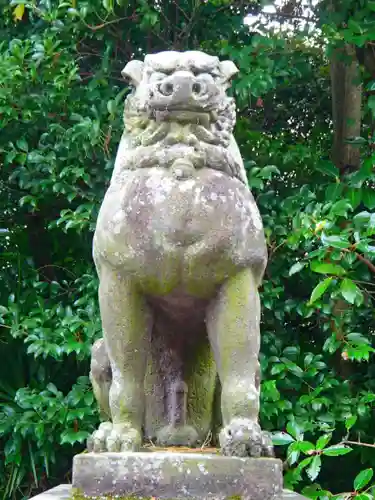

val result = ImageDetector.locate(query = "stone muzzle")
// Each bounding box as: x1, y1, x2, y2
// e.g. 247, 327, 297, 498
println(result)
152, 71, 209, 109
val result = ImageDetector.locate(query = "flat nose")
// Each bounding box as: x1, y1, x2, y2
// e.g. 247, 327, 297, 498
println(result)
157, 72, 204, 100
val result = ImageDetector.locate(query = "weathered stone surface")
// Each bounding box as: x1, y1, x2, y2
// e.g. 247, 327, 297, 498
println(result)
72, 451, 282, 499
29, 484, 309, 499
88, 48, 271, 458
28, 484, 71, 499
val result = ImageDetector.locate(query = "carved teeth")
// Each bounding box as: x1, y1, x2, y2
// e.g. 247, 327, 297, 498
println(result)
153, 109, 211, 128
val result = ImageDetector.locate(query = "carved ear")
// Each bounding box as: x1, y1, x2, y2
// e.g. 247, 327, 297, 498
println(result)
121, 60, 144, 87
219, 60, 239, 81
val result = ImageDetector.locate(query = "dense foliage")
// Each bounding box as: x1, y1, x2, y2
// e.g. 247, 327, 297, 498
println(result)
0, 0, 374, 498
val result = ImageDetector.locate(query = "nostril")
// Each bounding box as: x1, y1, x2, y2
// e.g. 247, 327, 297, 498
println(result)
165, 83, 174, 95
159, 82, 174, 96
192, 82, 201, 94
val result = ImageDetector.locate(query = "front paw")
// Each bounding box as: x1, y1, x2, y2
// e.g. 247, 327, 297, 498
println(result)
87, 422, 142, 452
219, 418, 274, 458
156, 425, 199, 447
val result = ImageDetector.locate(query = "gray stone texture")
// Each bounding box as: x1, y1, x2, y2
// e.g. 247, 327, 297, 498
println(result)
72, 451, 282, 499
28, 484, 71, 499
88, 49, 271, 458
29, 483, 308, 499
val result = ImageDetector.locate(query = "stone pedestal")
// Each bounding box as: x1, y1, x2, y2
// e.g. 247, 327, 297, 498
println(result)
72, 450, 283, 499
29, 484, 308, 500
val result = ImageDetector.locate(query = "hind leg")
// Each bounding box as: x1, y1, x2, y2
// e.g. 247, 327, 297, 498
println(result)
90, 338, 111, 421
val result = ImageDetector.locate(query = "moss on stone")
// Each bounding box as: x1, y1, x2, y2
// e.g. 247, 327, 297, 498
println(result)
185, 336, 217, 440
71, 487, 243, 499
71, 488, 150, 499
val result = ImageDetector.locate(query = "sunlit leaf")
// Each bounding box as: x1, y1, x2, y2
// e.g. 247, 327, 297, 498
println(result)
309, 277, 333, 304
354, 469, 374, 491
13, 4, 25, 21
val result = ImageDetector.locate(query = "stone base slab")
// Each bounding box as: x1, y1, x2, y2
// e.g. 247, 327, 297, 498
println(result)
29, 484, 308, 499
72, 451, 283, 499
29, 484, 72, 499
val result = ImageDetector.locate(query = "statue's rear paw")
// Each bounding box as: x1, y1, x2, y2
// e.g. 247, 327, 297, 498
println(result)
156, 425, 199, 447
219, 418, 274, 458
87, 422, 141, 452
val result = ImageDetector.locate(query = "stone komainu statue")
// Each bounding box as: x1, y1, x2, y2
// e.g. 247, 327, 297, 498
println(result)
88, 50, 273, 458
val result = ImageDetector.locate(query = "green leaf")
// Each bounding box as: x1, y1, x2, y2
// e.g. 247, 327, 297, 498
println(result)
309, 277, 333, 304
354, 469, 374, 491
60, 430, 90, 445
270, 363, 285, 375
284, 362, 304, 377
325, 182, 343, 201
347, 332, 371, 345
301, 485, 332, 499
340, 279, 362, 305
295, 456, 313, 473
348, 19, 363, 34
272, 432, 295, 445
102, 0, 113, 11
298, 441, 315, 454
283, 346, 300, 358
258, 165, 280, 179
286, 421, 304, 440
315, 161, 339, 178
323, 445, 352, 456
0, 305, 8, 315
330, 200, 352, 217
46, 383, 60, 396
346, 188, 362, 209
310, 262, 346, 276
306, 455, 321, 481
16, 137, 28, 152
362, 188, 375, 210
321, 234, 351, 249
345, 415, 357, 430
304, 353, 314, 367
316, 434, 332, 450
353, 211, 371, 227
107, 100, 116, 115
289, 261, 306, 276
286, 441, 300, 466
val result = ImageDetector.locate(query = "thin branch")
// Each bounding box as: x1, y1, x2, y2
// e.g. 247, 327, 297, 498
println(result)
262, 11, 317, 22
355, 252, 375, 274
171, 0, 190, 21
83, 15, 136, 31
343, 440, 375, 449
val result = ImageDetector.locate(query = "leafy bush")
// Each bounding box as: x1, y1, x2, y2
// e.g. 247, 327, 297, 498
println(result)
0, 0, 374, 499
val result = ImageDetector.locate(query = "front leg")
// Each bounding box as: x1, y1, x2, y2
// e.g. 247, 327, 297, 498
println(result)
206, 268, 273, 457
89, 264, 152, 452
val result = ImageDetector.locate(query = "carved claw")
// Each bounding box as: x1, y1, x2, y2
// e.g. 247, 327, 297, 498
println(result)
87, 422, 142, 453
219, 418, 274, 458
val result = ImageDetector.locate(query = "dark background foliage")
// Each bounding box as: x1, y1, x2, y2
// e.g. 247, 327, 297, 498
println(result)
0, 0, 374, 498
